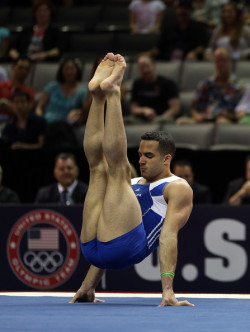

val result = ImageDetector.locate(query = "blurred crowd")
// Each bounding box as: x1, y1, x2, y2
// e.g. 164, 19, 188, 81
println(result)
1, 0, 250, 205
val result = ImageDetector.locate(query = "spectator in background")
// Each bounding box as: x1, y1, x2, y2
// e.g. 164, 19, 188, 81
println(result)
129, 0, 166, 34
0, 66, 7, 82
35, 152, 88, 205
130, 162, 138, 178
173, 160, 212, 204
13, 0, 77, 5
35, 57, 89, 125
177, 47, 244, 124
223, 155, 250, 205
204, 2, 250, 61
192, 0, 209, 23
148, 0, 209, 61
0, 57, 34, 128
0, 164, 20, 204
0, 26, 10, 61
1, 90, 46, 149
192, 0, 229, 29
9, 0, 61, 62
128, 54, 180, 124
235, 85, 250, 123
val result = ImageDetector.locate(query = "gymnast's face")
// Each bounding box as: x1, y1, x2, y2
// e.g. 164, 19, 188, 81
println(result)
54, 158, 79, 188
138, 140, 170, 181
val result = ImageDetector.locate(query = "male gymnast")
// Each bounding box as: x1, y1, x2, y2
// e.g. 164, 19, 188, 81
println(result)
70, 53, 193, 306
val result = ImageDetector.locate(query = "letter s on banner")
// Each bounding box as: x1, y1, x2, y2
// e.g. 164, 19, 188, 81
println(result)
204, 218, 247, 282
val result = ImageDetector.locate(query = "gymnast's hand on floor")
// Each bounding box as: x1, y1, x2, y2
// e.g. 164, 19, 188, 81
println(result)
158, 288, 194, 307
69, 288, 105, 303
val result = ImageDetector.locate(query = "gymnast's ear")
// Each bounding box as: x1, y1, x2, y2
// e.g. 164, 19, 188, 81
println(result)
163, 154, 172, 165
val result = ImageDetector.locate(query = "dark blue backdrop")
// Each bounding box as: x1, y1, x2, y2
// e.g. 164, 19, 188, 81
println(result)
1, 205, 250, 293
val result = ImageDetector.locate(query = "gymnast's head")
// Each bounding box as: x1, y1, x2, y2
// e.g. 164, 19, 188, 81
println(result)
138, 131, 176, 179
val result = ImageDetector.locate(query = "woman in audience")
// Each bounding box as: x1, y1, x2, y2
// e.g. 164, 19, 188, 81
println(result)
177, 47, 244, 124
35, 57, 89, 125
204, 2, 250, 61
9, 0, 61, 62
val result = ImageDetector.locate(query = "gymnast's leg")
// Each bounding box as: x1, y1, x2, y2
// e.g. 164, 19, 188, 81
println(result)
96, 53, 142, 242
80, 54, 116, 243
70, 54, 118, 304
71, 53, 143, 303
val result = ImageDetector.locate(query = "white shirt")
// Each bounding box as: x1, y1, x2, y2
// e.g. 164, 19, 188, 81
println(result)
129, 0, 166, 34
58, 180, 78, 205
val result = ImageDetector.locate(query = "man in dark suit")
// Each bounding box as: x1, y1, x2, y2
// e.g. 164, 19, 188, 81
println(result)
35, 152, 88, 205
223, 155, 250, 206
173, 159, 212, 204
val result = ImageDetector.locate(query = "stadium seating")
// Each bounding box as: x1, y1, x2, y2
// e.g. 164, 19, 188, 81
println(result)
210, 124, 250, 151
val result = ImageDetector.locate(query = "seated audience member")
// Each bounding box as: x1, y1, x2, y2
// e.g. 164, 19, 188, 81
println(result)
35, 57, 89, 125
2, 91, 46, 149
35, 152, 88, 205
9, 0, 61, 62
0, 57, 35, 131
129, 0, 166, 34
223, 155, 250, 206
192, 0, 229, 29
177, 47, 244, 124
128, 54, 180, 124
149, 0, 209, 61
0, 164, 20, 203
0, 26, 10, 60
173, 160, 212, 204
192, 0, 209, 23
0, 66, 7, 82
235, 86, 250, 123
204, 2, 250, 61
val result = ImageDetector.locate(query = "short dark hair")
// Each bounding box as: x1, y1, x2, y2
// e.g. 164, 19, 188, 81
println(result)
136, 53, 154, 63
11, 90, 31, 102
32, 0, 54, 17
141, 131, 176, 157
54, 153, 77, 166
56, 58, 83, 83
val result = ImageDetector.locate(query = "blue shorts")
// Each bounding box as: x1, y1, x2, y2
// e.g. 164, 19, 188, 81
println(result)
80, 222, 148, 270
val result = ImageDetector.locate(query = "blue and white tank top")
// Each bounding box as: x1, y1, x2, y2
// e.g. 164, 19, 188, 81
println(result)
131, 175, 182, 255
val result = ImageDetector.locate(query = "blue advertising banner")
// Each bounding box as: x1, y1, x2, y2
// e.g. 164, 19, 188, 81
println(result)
1, 205, 250, 293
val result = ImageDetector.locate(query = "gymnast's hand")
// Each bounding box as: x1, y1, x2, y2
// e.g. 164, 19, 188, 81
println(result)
158, 288, 194, 307
69, 287, 105, 303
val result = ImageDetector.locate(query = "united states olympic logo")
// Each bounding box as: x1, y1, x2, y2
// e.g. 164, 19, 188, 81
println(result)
7, 210, 80, 289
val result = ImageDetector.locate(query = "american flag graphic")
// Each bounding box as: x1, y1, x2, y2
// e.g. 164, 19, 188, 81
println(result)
27, 228, 59, 250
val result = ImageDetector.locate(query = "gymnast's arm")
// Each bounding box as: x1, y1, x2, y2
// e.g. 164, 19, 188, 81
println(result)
70, 265, 106, 303
158, 180, 194, 307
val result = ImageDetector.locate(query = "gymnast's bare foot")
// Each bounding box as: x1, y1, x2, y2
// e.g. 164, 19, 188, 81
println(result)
100, 54, 126, 94
88, 53, 117, 94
